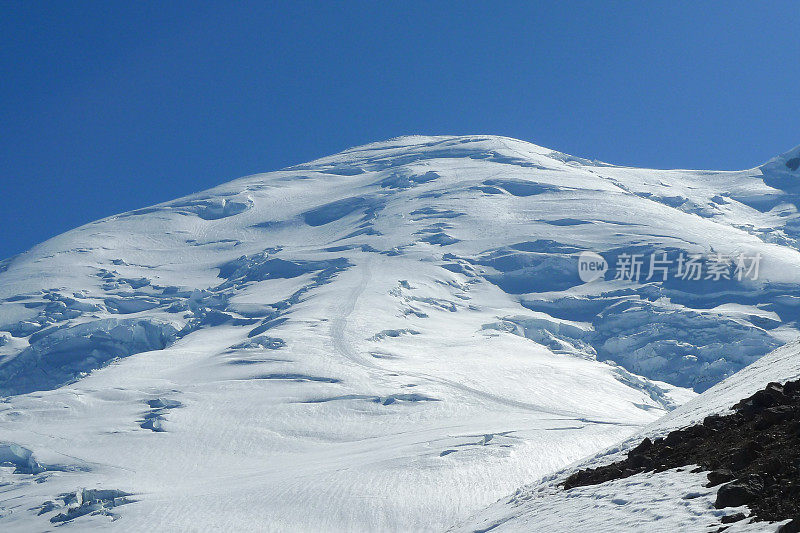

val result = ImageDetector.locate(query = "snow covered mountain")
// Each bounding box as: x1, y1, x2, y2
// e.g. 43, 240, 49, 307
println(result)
1, 135, 799, 531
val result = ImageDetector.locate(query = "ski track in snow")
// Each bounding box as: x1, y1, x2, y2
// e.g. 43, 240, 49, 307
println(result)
334, 257, 634, 426
330, 256, 380, 371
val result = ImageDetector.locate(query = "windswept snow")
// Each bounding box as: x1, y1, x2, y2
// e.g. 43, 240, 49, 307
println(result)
0, 135, 799, 530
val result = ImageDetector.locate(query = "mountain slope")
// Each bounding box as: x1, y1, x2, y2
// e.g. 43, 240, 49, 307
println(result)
0, 135, 799, 531
456, 340, 800, 533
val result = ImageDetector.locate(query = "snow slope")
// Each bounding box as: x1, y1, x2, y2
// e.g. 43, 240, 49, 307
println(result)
1, 135, 799, 531
456, 340, 800, 533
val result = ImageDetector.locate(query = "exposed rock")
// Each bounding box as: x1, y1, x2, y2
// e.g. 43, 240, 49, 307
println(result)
707, 469, 735, 487
563, 377, 800, 527
715, 475, 764, 508
720, 512, 747, 524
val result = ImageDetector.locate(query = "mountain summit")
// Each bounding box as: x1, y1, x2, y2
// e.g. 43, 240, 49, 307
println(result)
1, 135, 799, 530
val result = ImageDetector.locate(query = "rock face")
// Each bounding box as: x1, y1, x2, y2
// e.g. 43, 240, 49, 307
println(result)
563, 378, 800, 526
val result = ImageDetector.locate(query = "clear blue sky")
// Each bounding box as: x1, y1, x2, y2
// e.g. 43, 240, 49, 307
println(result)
2, 1, 799, 260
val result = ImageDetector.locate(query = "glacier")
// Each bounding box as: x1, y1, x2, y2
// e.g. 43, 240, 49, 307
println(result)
0, 135, 799, 530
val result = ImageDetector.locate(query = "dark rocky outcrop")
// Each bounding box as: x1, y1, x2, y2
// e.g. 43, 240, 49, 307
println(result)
563, 378, 800, 527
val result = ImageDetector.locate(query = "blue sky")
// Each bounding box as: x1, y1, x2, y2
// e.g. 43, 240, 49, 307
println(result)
2, 1, 799, 259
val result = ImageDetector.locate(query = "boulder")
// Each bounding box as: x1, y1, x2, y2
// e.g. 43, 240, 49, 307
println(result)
715, 476, 764, 509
